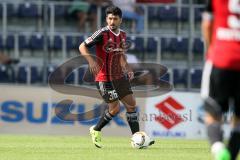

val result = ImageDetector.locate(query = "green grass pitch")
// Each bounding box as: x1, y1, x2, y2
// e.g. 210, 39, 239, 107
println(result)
0, 135, 237, 160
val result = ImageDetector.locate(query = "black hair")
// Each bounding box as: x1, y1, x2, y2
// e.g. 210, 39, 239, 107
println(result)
105, 6, 122, 18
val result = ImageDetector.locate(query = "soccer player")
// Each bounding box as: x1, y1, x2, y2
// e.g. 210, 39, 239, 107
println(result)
201, 0, 240, 159
79, 6, 154, 148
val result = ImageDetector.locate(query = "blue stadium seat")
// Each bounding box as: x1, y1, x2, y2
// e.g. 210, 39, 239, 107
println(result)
7, 3, 15, 17
66, 36, 75, 50
54, 5, 67, 18
5, 35, 14, 50
18, 2, 38, 18
146, 37, 158, 53
48, 35, 62, 50
65, 67, 75, 84
158, 6, 177, 21
191, 69, 202, 86
148, 6, 158, 19
0, 4, 3, 17
160, 72, 170, 82
17, 66, 39, 83
169, 37, 188, 53
66, 35, 84, 50
46, 65, 56, 81
134, 37, 144, 52
161, 37, 168, 52
0, 65, 10, 82
194, 7, 203, 22
18, 35, 29, 50
78, 65, 88, 84
0, 3, 15, 17
127, 36, 144, 53
76, 36, 84, 48
0, 35, 3, 49
31, 66, 39, 83
193, 38, 204, 54
42, 65, 63, 83
173, 68, 187, 86
29, 34, 44, 50
180, 7, 189, 22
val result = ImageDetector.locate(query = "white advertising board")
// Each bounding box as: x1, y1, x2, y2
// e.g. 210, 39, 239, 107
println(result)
145, 91, 231, 139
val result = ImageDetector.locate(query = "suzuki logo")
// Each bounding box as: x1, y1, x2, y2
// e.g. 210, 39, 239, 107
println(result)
155, 97, 184, 129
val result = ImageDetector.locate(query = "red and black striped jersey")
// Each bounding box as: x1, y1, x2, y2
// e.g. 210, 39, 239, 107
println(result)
84, 26, 127, 81
204, 0, 240, 70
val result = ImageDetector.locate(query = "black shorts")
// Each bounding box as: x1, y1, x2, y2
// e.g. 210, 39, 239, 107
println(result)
201, 61, 240, 117
96, 76, 133, 103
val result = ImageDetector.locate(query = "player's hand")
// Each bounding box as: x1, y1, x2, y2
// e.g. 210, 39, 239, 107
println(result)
128, 71, 134, 81
89, 60, 100, 75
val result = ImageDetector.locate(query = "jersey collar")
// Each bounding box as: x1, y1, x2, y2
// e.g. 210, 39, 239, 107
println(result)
107, 26, 120, 36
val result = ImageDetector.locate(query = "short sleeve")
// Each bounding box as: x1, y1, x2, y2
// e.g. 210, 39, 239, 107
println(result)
84, 29, 103, 48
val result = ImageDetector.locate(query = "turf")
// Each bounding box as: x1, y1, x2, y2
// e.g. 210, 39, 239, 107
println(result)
0, 135, 233, 160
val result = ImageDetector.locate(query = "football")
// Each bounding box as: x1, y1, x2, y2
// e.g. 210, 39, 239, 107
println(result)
131, 131, 151, 149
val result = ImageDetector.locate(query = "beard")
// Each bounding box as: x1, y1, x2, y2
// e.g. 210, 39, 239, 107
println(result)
110, 25, 118, 31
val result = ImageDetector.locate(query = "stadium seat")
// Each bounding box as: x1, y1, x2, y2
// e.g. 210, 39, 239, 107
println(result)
48, 35, 62, 50
78, 65, 88, 84
0, 65, 14, 83
193, 38, 204, 54
53, 5, 67, 18
18, 2, 38, 18
76, 36, 84, 48
180, 7, 189, 22
160, 72, 170, 82
18, 35, 29, 50
158, 6, 177, 21
0, 4, 2, 17
65, 67, 75, 84
66, 36, 74, 50
160, 37, 168, 52
29, 34, 44, 50
66, 35, 84, 50
0, 3, 15, 17
146, 37, 158, 53
5, 35, 15, 50
17, 66, 27, 83
173, 68, 187, 86
125, 36, 144, 53
17, 66, 39, 83
169, 37, 188, 54
0, 35, 3, 49
134, 37, 144, 52
191, 68, 202, 87
46, 65, 56, 80
148, 6, 158, 20
194, 7, 203, 22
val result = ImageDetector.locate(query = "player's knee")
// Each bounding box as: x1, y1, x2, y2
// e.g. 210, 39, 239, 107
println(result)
128, 99, 136, 107
203, 98, 222, 124
109, 106, 120, 115
126, 106, 137, 113
232, 116, 240, 128
205, 113, 220, 125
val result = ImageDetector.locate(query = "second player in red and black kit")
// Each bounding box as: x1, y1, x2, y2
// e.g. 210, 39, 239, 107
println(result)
201, 0, 240, 159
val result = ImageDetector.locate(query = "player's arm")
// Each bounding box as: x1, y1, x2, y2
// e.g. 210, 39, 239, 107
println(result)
79, 31, 102, 75
201, 0, 213, 52
120, 53, 134, 80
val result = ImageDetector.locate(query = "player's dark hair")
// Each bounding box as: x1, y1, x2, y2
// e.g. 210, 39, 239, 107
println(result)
105, 6, 122, 18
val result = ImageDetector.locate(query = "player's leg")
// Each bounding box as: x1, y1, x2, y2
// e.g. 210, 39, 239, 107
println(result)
120, 94, 139, 134
227, 79, 240, 160
227, 116, 240, 160
94, 100, 120, 131
201, 63, 231, 159
203, 98, 230, 160
90, 81, 120, 148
